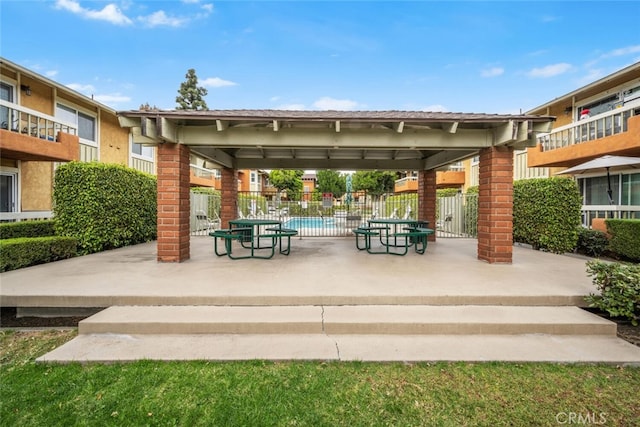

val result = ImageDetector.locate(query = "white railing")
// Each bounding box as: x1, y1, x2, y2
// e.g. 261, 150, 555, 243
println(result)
190, 164, 219, 179
395, 176, 418, 185
537, 100, 640, 151
581, 205, 640, 227
0, 211, 53, 222
0, 100, 77, 140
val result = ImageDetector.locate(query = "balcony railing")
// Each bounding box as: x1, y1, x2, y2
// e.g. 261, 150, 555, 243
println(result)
581, 205, 640, 228
0, 100, 77, 140
537, 100, 640, 151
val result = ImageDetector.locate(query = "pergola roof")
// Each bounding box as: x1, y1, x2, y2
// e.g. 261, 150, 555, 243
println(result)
118, 109, 555, 170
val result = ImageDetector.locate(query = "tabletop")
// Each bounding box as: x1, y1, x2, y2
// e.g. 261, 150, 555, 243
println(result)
229, 218, 282, 227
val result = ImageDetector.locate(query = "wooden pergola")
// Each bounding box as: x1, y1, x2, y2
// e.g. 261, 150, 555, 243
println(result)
118, 109, 554, 264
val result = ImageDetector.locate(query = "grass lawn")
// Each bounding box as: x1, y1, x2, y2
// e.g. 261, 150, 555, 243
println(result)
1, 330, 639, 426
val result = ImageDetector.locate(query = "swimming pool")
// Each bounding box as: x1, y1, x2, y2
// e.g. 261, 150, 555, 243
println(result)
284, 216, 337, 229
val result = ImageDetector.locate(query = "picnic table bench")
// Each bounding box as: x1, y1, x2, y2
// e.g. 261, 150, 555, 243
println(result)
210, 220, 299, 260
353, 220, 434, 256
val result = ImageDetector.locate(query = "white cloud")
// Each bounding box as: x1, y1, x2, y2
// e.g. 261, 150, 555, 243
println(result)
313, 97, 359, 110
201, 77, 238, 88
65, 82, 96, 93
45, 70, 59, 78
55, 0, 212, 28
55, 0, 132, 25
93, 93, 132, 105
481, 67, 504, 78
601, 44, 640, 59
138, 10, 186, 28
526, 63, 572, 78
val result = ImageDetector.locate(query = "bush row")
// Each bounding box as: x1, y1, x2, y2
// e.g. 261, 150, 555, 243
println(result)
0, 220, 56, 239
513, 178, 582, 254
585, 260, 640, 326
53, 162, 157, 255
606, 219, 640, 261
0, 236, 77, 272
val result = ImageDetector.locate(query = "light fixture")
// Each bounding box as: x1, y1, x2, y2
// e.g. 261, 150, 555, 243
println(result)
20, 85, 31, 96
563, 106, 572, 116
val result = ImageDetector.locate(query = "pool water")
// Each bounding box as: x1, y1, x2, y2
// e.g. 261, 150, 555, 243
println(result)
284, 217, 336, 229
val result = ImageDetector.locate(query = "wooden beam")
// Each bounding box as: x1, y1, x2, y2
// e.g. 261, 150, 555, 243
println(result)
393, 121, 405, 133
181, 125, 493, 149
423, 149, 478, 170
131, 126, 157, 145
216, 120, 228, 131
158, 117, 178, 143
493, 120, 516, 145
117, 116, 140, 128
140, 117, 157, 139
189, 147, 235, 168
273, 120, 279, 132
335, 120, 341, 133
443, 122, 458, 134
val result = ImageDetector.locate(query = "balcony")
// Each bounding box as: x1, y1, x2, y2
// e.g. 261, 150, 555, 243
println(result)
190, 164, 220, 188
394, 176, 418, 193
436, 170, 465, 188
529, 101, 640, 167
0, 100, 79, 162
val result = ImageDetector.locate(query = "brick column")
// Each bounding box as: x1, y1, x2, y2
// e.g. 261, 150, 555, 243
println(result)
220, 167, 238, 228
418, 170, 437, 242
157, 143, 190, 262
477, 146, 513, 264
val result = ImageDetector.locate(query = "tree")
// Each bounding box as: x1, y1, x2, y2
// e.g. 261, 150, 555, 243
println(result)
316, 170, 346, 199
352, 171, 397, 197
176, 69, 208, 110
269, 170, 304, 196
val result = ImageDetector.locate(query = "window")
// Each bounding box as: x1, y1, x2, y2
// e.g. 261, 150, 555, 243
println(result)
621, 173, 640, 205
250, 172, 257, 183
580, 175, 619, 205
132, 142, 154, 159
56, 103, 96, 144
1, 82, 14, 130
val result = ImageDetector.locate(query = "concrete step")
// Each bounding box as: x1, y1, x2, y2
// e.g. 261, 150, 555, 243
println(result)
78, 305, 617, 336
37, 333, 640, 364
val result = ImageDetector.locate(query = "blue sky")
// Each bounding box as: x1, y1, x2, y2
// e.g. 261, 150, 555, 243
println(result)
2, 0, 639, 113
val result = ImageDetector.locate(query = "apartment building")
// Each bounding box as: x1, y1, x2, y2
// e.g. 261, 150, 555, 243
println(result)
0, 57, 154, 219
526, 62, 640, 225
1, 58, 223, 220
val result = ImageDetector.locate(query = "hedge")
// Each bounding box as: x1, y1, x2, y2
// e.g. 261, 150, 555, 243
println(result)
605, 219, 640, 261
513, 178, 582, 253
0, 236, 77, 272
0, 220, 56, 240
585, 260, 640, 326
53, 162, 157, 255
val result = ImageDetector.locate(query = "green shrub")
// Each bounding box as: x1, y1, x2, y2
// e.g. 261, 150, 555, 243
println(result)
605, 219, 640, 261
576, 227, 609, 257
0, 236, 77, 272
585, 260, 640, 326
0, 220, 56, 240
53, 162, 157, 255
513, 178, 582, 253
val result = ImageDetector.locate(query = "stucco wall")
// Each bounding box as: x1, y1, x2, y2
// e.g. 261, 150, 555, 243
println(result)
21, 161, 53, 211
100, 112, 129, 165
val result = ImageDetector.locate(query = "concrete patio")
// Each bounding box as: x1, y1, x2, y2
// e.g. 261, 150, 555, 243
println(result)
2, 237, 640, 364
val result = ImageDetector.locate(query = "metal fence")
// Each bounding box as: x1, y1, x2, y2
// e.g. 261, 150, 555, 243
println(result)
190, 190, 479, 239
436, 193, 478, 238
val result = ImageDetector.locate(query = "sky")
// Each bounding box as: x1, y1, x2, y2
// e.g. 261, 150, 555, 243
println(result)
1, 0, 639, 114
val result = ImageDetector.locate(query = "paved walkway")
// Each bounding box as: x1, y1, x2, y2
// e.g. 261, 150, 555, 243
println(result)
3, 237, 640, 364
0, 237, 599, 307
